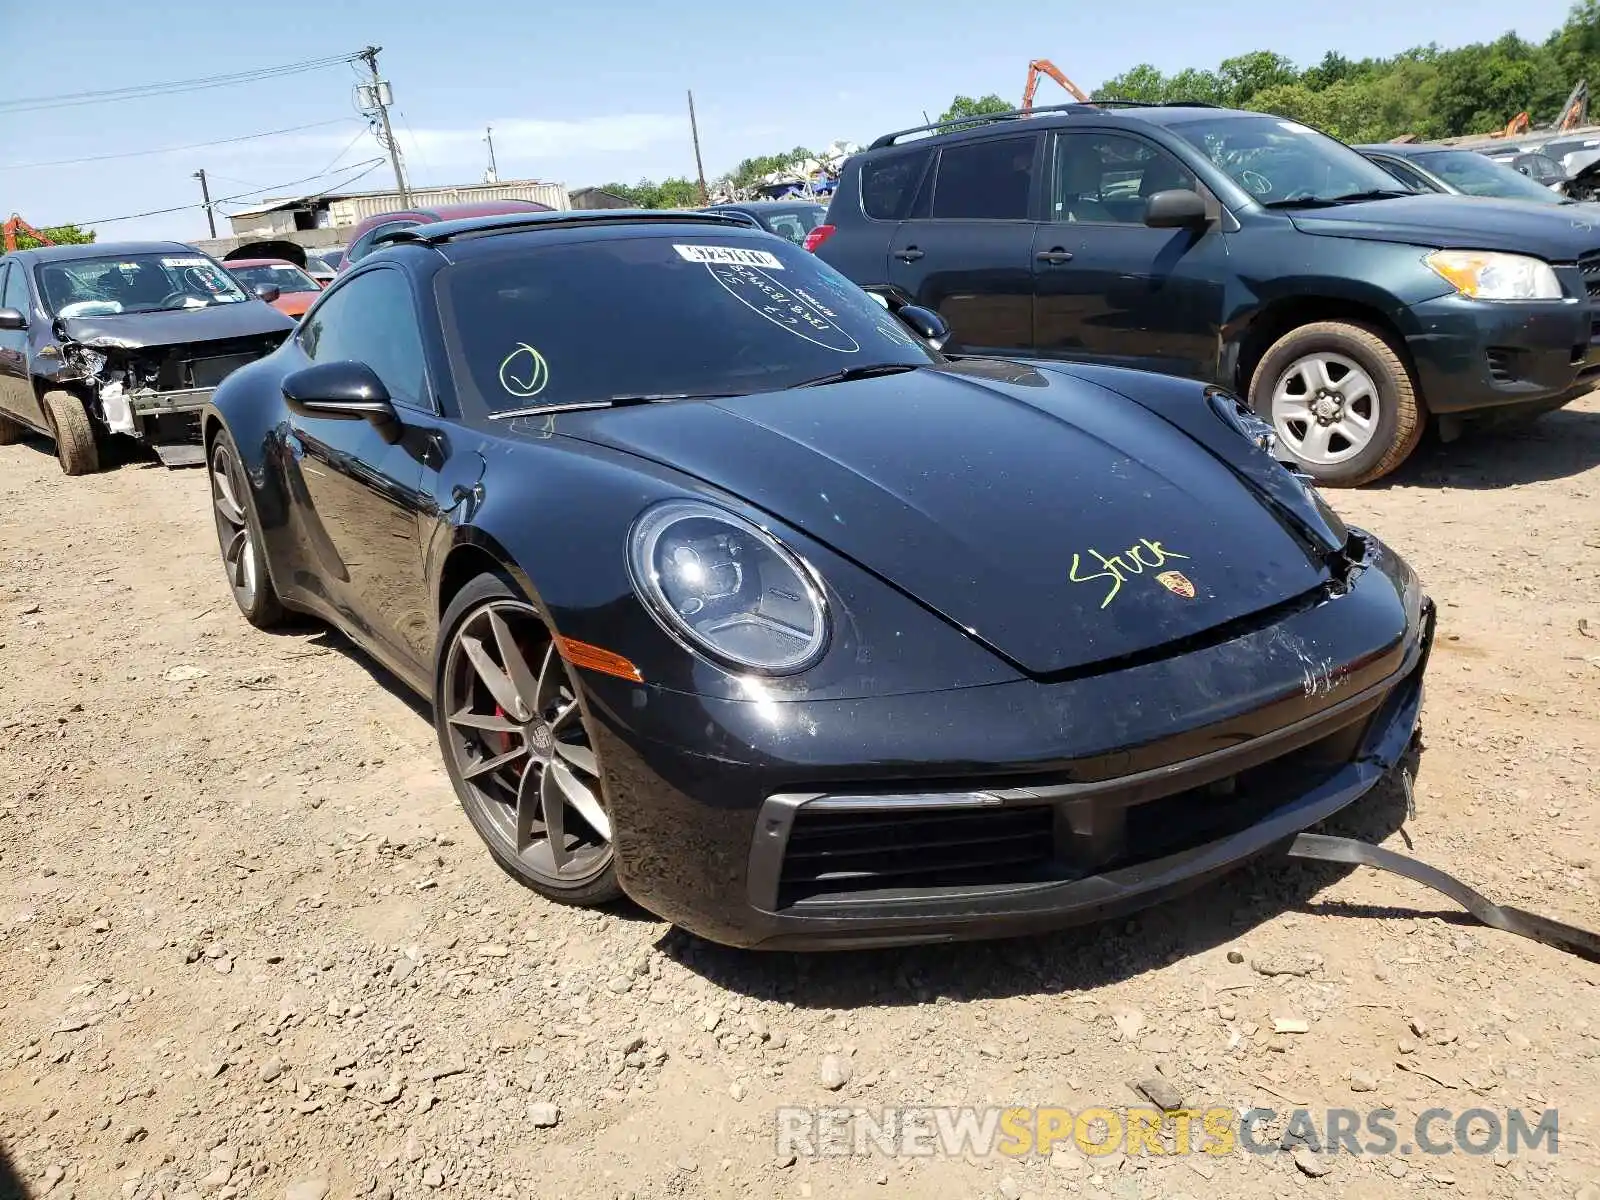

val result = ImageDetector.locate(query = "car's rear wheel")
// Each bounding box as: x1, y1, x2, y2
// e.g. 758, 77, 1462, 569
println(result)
436, 574, 621, 906
208, 431, 285, 628
41, 390, 100, 476
0, 412, 23, 445
1249, 321, 1422, 487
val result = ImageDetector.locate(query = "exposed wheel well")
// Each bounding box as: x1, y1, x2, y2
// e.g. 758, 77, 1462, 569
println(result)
1235, 298, 1417, 404
438, 544, 516, 619
201, 413, 223, 452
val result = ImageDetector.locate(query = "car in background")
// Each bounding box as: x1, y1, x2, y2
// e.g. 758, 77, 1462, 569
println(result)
224, 258, 325, 319
304, 248, 344, 285
700, 200, 826, 246
1360, 143, 1583, 206
340, 200, 553, 271
1482, 150, 1571, 191
0, 242, 294, 473
201, 208, 1432, 949
815, 102, 1600, 486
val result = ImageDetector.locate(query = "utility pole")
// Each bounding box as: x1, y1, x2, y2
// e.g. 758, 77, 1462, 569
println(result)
483, 126, 498, 184
687, 89, 709, 206
192, 169, 216, 238
358, 45, 411, 207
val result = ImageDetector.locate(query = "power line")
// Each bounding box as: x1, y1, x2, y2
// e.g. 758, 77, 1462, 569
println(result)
0, 53, 362, 114
65, 157, 385, 228
0, 118, 360, 172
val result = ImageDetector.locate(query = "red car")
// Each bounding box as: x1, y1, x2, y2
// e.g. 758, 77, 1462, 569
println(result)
339, 200, 553, 271
224, 258, 324, 319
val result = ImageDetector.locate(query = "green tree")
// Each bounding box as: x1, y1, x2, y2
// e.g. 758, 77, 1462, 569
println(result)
4, 221, 94, 251
727, 146, 815, 191
938, 93, 1012, 128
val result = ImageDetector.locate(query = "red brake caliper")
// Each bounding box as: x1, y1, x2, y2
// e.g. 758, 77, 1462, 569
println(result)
494, 704, 514, 755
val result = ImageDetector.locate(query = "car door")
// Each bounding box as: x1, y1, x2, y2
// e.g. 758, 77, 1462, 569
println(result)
0, 261, 44, 430
1031, 130, 1230, 379
283, 266, 438, 671
886, 133, 1041, 355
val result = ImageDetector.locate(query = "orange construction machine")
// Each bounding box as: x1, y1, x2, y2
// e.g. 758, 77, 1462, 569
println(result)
1022, 60, 1090, 111
2, 214, 55, 253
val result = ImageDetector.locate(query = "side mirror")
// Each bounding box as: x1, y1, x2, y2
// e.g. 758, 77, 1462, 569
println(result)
282, 360, 402, 444
253, 283, 282, 304
897, 303, 950, 349
1144, 188, 1209, 229
0, 306, 26, 331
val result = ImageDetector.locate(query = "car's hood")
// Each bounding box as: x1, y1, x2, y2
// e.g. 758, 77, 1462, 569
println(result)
57, 300, 295, 350
553, 363, 1331, 676
1286, 192, 1600, 258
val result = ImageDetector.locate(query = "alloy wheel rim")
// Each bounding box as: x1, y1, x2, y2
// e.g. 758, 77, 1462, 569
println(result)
209, 442, 258, 606
441, 600, 612, 885
1270, 352, 1380, 466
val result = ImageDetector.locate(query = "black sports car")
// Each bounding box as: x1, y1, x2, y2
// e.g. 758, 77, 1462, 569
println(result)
203, 210, 1434, 950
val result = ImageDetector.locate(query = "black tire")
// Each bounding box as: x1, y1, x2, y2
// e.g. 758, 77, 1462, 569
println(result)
1248, 320, 1423, 487
41, 389, 101, 476
435, 573, 622, 907
207, 428, 285, 629
0, 411, 23, 446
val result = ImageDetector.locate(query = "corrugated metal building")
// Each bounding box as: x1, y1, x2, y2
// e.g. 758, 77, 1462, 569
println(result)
226, 178, 570, 237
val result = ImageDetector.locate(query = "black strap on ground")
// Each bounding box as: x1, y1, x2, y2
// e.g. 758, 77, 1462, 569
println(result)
1285, 833, 1600, 965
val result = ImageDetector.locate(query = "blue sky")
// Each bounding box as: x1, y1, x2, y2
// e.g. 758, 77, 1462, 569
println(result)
0, 0, 1583, 243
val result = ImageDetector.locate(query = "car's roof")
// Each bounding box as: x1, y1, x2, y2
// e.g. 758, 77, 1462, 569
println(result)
12, 240, 199, 264
373, 210, 765, 263
860, 102, 1260, 153
708, 200, 824, 211
226, 257, 303, 268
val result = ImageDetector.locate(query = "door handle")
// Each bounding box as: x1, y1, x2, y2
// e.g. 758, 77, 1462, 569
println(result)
893, 247, 925, 262
1036, 249, 1074, 265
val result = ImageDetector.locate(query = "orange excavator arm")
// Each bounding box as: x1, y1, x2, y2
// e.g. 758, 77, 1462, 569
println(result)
3, 214, 55, 253
1022, 59, 1090, 112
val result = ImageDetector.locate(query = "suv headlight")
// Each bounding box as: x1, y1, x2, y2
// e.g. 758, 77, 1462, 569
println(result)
1425, 250, 1562, 300
627, 499, 829, 674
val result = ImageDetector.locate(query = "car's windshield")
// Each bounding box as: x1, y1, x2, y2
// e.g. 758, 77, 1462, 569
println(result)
229, 262, 320, 291
1412, 150, 1565, 203
39, 252, 249, 317
759, 205, 826, 245
1170, 114, 1413, 205
442, 233, 935, 414
315, 249, 345, 269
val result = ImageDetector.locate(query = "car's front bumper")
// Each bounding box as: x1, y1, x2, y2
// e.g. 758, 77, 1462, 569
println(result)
1401, 286, 1599, 414
585, 533, 1433, 950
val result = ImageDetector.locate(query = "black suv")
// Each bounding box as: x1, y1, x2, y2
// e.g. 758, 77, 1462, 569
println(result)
815, 103, 1600, 485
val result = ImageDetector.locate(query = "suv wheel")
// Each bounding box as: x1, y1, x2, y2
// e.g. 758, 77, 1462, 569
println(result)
1249, 321, 1422, 487
0, 412, 23, 445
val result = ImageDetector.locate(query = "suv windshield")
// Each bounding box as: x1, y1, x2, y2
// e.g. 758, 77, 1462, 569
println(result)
39, 252, 249, 318
1170, 114, 1412, 206
1413, 149, 1566, 203
442, 234, 935, 414
228, 262, 320, 292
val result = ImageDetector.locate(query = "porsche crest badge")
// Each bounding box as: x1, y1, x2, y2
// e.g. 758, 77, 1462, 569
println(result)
1156, 570, 1196, 599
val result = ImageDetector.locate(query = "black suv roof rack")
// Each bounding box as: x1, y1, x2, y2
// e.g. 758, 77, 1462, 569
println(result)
866, 98, 1222, 149
375, 209, 746, 248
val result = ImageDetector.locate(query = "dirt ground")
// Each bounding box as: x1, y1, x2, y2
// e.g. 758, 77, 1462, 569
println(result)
1, 397, 1597, 1200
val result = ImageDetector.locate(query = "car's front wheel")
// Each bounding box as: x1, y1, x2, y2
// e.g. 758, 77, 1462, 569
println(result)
41, 390, 100, 476
1250, 321, 1422, 487
435, 574, 621, 907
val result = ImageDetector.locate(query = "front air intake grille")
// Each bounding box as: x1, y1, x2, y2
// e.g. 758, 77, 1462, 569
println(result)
1579, 251, 1600, 300
776, 804, 1055, 906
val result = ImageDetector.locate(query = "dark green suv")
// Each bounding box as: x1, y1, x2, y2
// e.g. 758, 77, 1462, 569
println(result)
814, 102, 1600, 485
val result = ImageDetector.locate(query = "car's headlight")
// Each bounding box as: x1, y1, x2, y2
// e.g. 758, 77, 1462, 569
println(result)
1424, 250, 1562, 300
627, 499, 829, 674
1207, 388, 1281, 456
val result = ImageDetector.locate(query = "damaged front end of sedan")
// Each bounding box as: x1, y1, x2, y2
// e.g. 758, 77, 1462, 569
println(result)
50, 308, 293, 467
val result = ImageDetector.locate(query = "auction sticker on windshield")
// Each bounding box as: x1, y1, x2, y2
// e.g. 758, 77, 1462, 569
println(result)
161, 257, 214, 268
706, 262, 860, 353
673, 244, 785, 269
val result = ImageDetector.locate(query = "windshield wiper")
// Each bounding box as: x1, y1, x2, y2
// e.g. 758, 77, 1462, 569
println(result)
786, 363, 921, 389
489, 392, 736, 420
1263, 189, 1413, 209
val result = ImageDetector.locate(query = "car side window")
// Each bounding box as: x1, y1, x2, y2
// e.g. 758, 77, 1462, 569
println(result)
1049, 132, 1199, 225
347, 220, 420, 264
1374, 158, 1432, 192
298, 269, 430, 410
2, 261, 29, 313
932, 136, 1037, 220
861, 148, 933, 220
